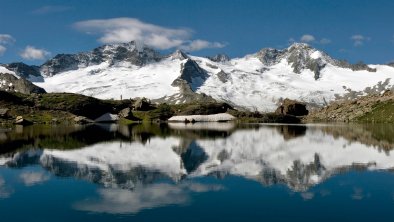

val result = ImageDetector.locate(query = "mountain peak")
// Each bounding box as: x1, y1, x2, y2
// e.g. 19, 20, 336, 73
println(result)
208, 54, 230, 63
170, 50, 188, 60
287, 42, 312, 50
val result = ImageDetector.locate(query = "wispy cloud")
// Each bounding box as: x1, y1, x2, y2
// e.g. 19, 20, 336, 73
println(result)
319, 38, 331, 45
20, 46, 51, 60
0, 34, 15, 56
19, 172, 50, 186
74, 17, 226, 51
0, 34, 15, 45
0, 45, 6, 56
300, 34, 315, 43
179, 39, 226, 51
351, 34, 370, 47
291, 35, 331, 45
32, 5, 72, 14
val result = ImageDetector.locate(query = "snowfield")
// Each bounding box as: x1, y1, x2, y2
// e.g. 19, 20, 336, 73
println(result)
34, 58, 183, 100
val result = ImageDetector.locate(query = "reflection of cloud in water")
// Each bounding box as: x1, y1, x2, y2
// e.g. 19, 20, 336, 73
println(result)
19, 171, 50, 186
351, 187, 370, 200
74, 182, 224, 214
0, 176, 13, 199
300, 192, 314, 200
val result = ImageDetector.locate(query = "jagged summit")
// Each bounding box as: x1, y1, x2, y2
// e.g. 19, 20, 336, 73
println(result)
208, 53, 230, 63
40, 41, 162, 76
169, 49, 189, 60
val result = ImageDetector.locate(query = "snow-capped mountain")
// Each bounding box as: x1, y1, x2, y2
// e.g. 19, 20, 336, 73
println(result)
1, 41, 394, 111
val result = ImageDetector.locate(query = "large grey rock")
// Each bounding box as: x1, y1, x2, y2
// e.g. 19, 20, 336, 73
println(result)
119, 107, 140, 121
132, 97, 153, 111
74, 116, 93, 125
0, 108, 9, 118
0, 73, 46, 94
94, 113, 119, 123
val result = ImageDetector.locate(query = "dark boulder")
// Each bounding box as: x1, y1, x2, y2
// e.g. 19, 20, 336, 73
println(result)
14, 116, 32, 125
276, 99, 309, 116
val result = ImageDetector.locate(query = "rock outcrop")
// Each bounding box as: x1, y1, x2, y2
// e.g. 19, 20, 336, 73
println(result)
307, 90, 394, 123
0, 73, 46, 94
276, 99, 309, 116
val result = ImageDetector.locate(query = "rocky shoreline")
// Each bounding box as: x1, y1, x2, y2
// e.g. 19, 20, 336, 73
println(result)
2, 89, 393, 127
0, 91, 307, 127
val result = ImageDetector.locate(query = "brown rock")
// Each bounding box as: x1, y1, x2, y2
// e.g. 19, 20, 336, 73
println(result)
276, 99, 309, 116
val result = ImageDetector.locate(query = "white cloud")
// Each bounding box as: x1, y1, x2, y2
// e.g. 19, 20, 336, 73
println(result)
179, 39, 226, 51
20, 46, 50, 60
0, 45, 6, 56
319, 38, 331, 45
0, 34, 15, 45
32, 5, 72, 14
74, 17, 226, 51
300, 192, 314, 200
351, 34, 370, 47
19, 172, 50, 186
300, 34, 315, 43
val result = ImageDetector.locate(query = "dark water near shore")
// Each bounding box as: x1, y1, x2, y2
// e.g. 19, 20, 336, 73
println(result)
1, 123, 394, 221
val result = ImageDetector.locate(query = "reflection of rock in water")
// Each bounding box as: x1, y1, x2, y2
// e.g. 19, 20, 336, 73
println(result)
276, 125, 307, 140
0, 149, 42, 167
180, 142, 208, 173
318, 124, 394, 152
40, 154, 173, 189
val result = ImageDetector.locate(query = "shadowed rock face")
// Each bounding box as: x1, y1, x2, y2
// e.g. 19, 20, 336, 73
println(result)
256, 43, 376, 80
3, 63, 41, 79
172, 59, 209, 91
256, 48, 285, 66
0, 73, 46, 94
208, 54, 230, 63
164, 58, 216, 104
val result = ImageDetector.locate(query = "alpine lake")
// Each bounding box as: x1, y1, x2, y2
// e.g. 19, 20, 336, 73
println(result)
1, 122, 394, 221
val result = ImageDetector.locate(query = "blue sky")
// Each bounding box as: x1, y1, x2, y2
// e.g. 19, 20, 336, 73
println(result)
0, 0, 393, 65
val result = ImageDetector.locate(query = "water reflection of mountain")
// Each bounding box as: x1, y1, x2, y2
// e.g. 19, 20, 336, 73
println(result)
1, 123, 394, 192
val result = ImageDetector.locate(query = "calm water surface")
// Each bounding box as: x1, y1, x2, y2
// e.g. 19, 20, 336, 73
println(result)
1, 123, 394, 221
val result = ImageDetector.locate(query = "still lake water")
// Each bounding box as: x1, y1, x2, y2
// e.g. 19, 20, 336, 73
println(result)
1, 123, 394, 221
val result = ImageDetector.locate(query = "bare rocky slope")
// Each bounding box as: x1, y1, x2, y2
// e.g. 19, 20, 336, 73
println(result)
306, 90, 394, 123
